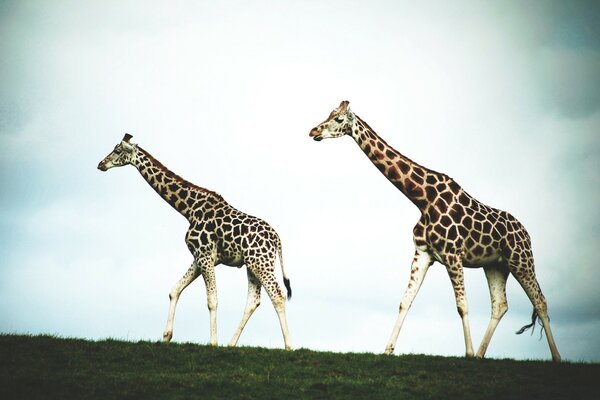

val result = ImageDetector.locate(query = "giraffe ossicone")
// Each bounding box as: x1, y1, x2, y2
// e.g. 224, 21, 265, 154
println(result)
98, 134, 293, 350
310, 101, 561, 362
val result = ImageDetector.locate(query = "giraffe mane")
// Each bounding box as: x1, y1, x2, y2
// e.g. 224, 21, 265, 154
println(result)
138, 147, 225, 201
355, 114, 454, 182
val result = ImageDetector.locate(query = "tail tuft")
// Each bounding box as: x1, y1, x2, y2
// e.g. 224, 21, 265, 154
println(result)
275, 233, 291, 301
516, 309, 538, 335
284, 277, 292, 301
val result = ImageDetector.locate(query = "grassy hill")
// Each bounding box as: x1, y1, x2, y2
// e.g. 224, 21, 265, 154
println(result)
1, 334, 598, 399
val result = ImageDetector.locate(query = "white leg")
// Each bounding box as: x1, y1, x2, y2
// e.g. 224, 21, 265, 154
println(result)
512, 265, 561, 362
445, 260, 474, 357
255, 268, 292, 350
163, 262, 200, 342
476, 264, 509, 358
539, 311, 561, 362
272, 299, 292, 351
228, 269, 262, 347
200, 263, 218, 346
385, 248, 432, 354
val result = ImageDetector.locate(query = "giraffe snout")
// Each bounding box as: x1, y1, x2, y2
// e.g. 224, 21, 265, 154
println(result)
309, 128, 323, 141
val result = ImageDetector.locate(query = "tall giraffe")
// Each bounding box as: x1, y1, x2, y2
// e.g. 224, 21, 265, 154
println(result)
309, 101, 561, 361
98, 134, 292, 350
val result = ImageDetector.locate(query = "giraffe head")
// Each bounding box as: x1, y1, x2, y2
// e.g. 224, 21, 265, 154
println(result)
97, 134, 137, 171
309, 100, 355, 141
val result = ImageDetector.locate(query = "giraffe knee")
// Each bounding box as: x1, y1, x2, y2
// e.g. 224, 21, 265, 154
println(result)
247, 298, 260, 313
527, 291, 549, 318
535, 302, 548, 318
456, 301, 469, 318
271, 295, 285, 312
207, 297, 218, 311
492, 301, 508, 319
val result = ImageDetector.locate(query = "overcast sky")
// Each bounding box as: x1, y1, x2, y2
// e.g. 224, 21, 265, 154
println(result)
1, 0, 599, 362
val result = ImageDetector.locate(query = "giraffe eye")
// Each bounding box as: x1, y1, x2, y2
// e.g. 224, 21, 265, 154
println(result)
115, 148, 122, 154
335, 117, 344, 123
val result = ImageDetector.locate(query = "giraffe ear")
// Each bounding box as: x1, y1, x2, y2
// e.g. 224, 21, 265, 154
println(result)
347, 108, 354, 120
121, 134, 135, 152
339, 100, 350, 112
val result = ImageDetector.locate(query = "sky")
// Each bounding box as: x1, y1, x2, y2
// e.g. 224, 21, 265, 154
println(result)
1, 0, 599, 362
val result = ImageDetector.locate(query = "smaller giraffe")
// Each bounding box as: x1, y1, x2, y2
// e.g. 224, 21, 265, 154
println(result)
98, 134, 292, 350
309, 101, 561, 362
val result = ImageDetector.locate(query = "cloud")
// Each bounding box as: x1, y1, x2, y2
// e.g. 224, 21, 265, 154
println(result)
535, 48, 600, 118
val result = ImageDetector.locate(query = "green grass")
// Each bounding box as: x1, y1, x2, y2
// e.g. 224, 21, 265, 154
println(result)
1, 334, 598, 399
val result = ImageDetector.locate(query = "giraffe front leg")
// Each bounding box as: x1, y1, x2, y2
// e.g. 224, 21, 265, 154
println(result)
163, 262, 200, 342
228, 269, 262, 347
445, 259, 474, 358
385, 249, 432, 355
199, 262, 218, 346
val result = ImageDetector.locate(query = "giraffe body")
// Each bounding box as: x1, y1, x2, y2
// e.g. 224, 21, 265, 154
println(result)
98, 134, 292, 350
310, 101, 561, 361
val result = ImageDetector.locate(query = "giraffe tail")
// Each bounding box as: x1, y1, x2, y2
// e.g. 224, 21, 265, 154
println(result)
276, 234, 292, 301
516, 308, 544, 337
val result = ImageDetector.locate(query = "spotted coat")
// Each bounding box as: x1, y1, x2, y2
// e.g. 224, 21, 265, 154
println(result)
309, 101, 561, 362
98, 134, 292, 350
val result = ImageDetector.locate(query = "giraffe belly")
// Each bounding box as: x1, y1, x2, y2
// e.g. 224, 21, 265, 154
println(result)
218, 245, 244, 267
220, 252, 244, 267
463, 250, 503, 268
427, 238, 503, 268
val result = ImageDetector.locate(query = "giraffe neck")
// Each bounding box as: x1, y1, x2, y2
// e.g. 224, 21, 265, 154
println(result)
130, 146, 223, 222
350, 115, 450, 213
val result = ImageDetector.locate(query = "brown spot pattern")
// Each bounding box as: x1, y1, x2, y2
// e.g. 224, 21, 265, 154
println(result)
100, 141, 292, 346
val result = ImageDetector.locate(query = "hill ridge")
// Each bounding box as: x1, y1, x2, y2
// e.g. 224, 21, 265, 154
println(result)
1, 334, 598, 399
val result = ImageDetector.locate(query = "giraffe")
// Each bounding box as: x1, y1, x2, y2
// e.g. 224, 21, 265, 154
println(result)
97, 134, 292, 350
309, 101, 561, 362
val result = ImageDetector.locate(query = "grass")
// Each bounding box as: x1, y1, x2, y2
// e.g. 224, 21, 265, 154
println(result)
1, 334, 598, 400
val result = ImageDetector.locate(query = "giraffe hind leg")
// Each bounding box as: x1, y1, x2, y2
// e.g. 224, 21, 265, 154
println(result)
508, 255, 561, 362
248, 258, 292, 350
